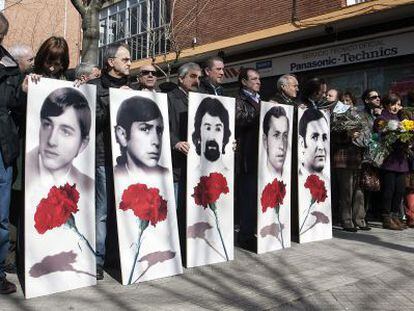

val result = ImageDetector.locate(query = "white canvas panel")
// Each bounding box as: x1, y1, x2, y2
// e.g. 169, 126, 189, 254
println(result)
297, 107, 332, 243
257, 102, 293, 253
109, 89, 182, 285
24, 78, 96, 299
186, 93, 235, 267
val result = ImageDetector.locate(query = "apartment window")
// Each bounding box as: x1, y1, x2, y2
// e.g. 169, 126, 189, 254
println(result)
346, 0, 368, 5
99, 0, 169, 62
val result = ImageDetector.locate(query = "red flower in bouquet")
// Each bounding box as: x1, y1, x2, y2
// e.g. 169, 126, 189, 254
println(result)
261, 179, 286, 213
120, 183, 167, 226
192, 172, 230, 260
34, 183, 79, 234
304, 174, 327, 203
192, 172, 229, 208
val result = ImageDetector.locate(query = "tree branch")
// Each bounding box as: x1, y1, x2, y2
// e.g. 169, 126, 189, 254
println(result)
70, 0, 87, 17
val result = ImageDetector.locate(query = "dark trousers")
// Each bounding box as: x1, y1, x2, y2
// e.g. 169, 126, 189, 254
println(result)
380, 170, 406, 217
239, 173, 257, 241
333, 168, 366, 228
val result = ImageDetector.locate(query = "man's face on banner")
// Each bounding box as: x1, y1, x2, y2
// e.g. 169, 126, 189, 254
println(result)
302, 117, 329, 173
127, 117, 163, 167
200, 113, 224, 162
264, 115, 288, 174
39, 107, 87, 171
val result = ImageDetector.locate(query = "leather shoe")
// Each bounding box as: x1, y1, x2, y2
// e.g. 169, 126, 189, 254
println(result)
343, 227, 358, 232
0, 277, 17, 295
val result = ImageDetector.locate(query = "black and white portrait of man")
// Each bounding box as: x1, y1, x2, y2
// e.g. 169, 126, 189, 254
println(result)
262, 106, 289, 179
26, 86, 93, 191
191, 97, 232, 174
298, 108, 329, 177
24, 78, 96, 298
114, 95, 167, 180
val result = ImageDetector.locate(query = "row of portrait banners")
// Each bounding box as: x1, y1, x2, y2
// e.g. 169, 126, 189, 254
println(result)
23, 78, 331, 298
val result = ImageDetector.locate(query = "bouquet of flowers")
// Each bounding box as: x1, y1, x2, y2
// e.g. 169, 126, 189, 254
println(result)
331, 107, 365, 133
367, 119, 414, 167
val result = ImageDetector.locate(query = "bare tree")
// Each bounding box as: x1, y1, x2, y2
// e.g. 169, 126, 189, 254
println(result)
70, 0, 115, 64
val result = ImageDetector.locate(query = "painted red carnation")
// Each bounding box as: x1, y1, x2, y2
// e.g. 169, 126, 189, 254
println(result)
304, 174, 327, 203
192, 172, 229, 208
34, 183, 79, 234
261, 178, 286, 213
119, 183, 167, 226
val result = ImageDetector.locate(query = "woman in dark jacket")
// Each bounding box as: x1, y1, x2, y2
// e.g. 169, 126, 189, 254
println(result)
374, 94, 408, 230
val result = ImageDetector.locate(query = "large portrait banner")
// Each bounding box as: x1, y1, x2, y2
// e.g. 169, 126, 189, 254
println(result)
186, 93, 235, 268
109, 89, 182, 285
25, 78, 97, 298
257, 102, 293, 254
297, 107, 332, 243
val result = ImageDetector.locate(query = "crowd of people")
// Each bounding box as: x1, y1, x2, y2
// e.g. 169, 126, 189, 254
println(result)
1, 11, 413, 295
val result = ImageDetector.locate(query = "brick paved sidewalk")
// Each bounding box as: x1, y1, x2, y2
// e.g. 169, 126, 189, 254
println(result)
1, 224, 413, 310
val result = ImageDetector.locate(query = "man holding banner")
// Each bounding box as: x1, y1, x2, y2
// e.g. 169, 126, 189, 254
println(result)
0, 12, 25, 295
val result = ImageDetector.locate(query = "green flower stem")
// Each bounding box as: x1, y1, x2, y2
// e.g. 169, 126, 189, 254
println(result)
71, 226, 97, 256
209, 203, 229, 261
128, 220, 149, 285
66, 215, 96, 256
299, 200, 315, 234
300, 220, 318, 236
275, 208, 285, 249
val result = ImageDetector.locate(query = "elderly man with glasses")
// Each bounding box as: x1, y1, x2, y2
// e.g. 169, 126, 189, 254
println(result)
137, 64, 157, 92
88, 42, 136, 280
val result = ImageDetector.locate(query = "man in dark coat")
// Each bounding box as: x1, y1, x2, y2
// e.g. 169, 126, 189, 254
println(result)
167, 62, 201, 262
235, 67, 261, 248
88, 42, 136, 280
198, 56, 225, 96
0, 13, 25, 295
270, 74, 299, 107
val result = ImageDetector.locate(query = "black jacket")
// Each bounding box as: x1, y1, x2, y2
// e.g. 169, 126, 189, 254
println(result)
0, 47, 25, 167
235, 90, 260, 175
198, 77, 224, 96
89, 74, 137, 167
167, 87, 188, 182
270, 92, 296, 107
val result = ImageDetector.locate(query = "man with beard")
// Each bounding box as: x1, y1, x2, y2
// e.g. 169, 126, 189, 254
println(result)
192, 97, 231, 174
299, 108, 329, 177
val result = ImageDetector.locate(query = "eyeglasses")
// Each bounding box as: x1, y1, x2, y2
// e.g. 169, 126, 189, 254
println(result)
369, 95, 380, 100
139, 70, 156, 76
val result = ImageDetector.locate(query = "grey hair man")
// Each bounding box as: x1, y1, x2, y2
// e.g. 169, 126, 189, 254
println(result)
75, 62, 101, 82
9, 44, 34, 74
271, 74, 299, 106
199, 56, 225, 96
168, 62, 202, 187
137, 64, 157, 91
88, 42, 135, 280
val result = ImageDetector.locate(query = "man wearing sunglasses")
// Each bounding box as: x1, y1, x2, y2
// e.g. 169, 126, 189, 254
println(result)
137, 64, 157, 92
